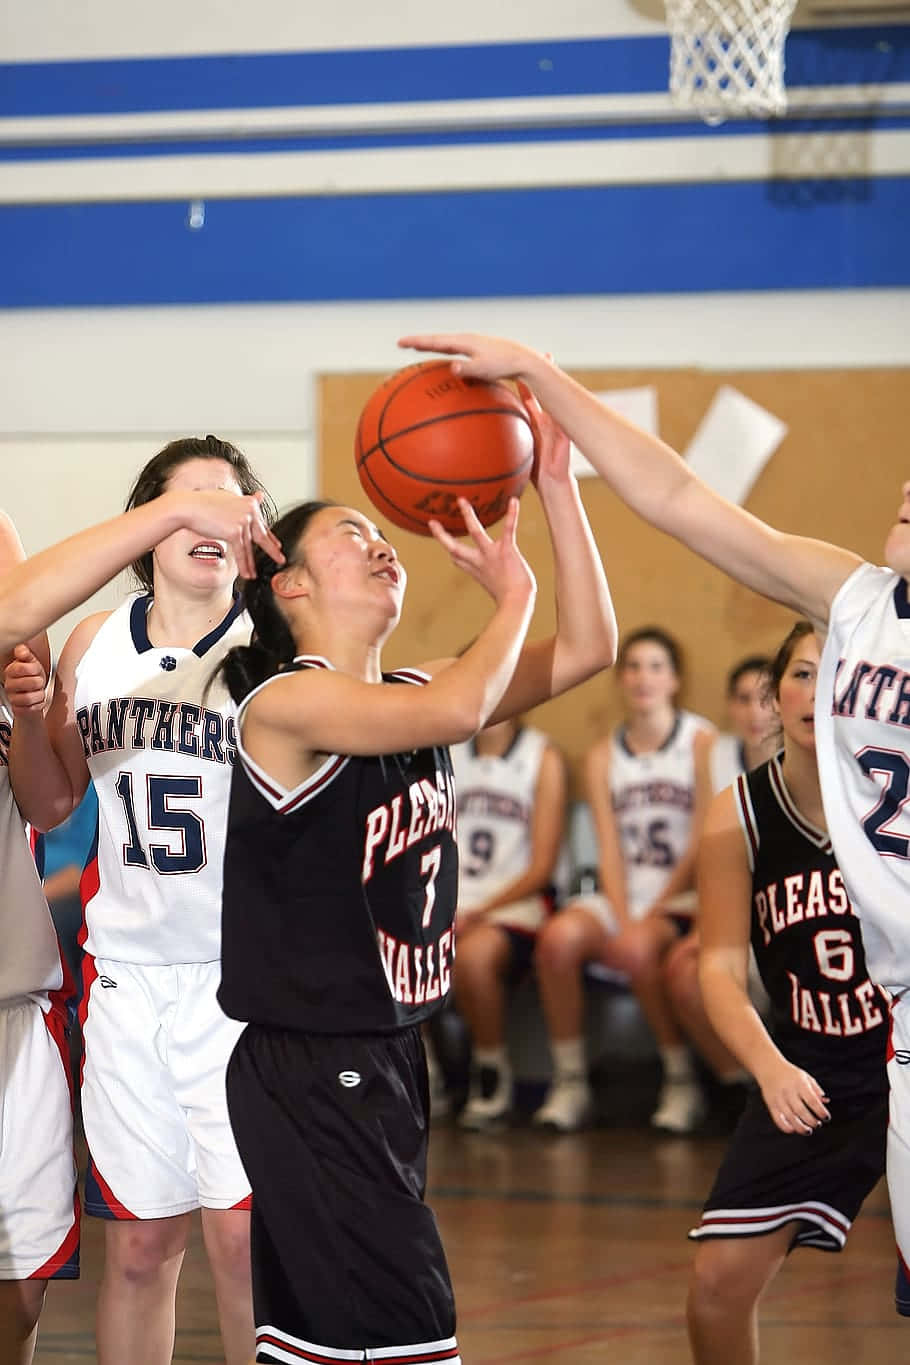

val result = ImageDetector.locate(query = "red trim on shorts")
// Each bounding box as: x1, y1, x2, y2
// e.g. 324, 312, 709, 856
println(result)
85, 1157, 139, 1221
79, 852, 100, 934
79, 949, 139, 1222
29, 1191, 81, 1280
699, 1203, 849, 1234
77, 951, 99, 1088
41, 983, 76, 1106
256, 1336, 459, 1364
231, 1193, 253, 1211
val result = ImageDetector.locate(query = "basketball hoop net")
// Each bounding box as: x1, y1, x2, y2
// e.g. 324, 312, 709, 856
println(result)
664, 0, 798, 122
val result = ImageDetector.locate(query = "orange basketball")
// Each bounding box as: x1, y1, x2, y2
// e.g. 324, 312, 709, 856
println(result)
354, 359, 535, 536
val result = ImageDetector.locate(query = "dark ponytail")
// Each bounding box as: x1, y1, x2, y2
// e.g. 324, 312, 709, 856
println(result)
220, 501, 337, 704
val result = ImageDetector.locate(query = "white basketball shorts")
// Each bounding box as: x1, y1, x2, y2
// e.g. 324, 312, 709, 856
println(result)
0, 997, 79, 1279
80, 958, 251, 1219
458, 892, 550, 936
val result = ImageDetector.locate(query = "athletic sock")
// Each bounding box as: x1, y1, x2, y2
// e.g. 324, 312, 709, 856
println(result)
552, 1038, 587, 1082
474, 1045, 509, 1074
659, 1044, 695, 1082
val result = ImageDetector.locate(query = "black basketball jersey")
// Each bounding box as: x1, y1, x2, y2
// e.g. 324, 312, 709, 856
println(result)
736, 755, 888, 1098
218, 659, 459, 1035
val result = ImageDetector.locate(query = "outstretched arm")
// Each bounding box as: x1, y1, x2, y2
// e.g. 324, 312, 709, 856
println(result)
0, 488, 283, 657
428, 387, 618, 723
399, 334, 860, 629
0, 512, 51, 677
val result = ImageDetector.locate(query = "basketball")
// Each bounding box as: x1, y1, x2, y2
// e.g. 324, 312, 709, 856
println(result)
354, 359, 535, 536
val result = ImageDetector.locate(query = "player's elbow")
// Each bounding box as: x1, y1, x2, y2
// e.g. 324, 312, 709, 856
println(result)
449, 701, 486, 745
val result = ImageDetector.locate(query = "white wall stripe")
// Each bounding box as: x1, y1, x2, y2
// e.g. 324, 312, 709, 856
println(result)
2, 83, 908, 147
3, 126, 909, 204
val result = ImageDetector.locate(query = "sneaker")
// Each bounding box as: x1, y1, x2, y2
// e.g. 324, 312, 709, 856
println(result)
532, 1075, 593, 1133
458, 1065, 512, 1131
650, 1077, 707, 1134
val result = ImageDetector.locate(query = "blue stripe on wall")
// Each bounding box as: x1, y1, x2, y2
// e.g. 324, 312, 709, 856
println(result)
1, 178, 906, 308
1, 27, 908, 118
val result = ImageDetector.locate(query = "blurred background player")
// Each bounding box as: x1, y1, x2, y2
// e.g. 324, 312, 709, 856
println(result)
688, 622, 888, 1364
660, 652, 778, 1126
448, 715, 567, 1130
531, 626, 715, 1134
709, 655, 776, 794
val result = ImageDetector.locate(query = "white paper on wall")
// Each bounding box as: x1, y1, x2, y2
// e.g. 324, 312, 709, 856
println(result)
683, 385, 787, 506
569, 385, 659, 479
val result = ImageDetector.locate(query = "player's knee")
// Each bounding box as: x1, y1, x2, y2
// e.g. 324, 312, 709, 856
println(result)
0, 1278, 46, 1336
614, 935, 656, 982
534, 914, 586, 976
202, 1210, 252, 1281
688, 1245, 756, 1321
663, 950, 698, 1007
106, 1221, 187, 1282
454, 936, 494, 988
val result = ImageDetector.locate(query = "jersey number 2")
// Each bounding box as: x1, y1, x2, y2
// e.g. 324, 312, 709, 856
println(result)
858, 747, 910, 858
115, 773, 207, 874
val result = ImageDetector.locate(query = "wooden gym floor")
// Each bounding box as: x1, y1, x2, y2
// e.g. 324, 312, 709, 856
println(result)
37, 1117, 901, 1363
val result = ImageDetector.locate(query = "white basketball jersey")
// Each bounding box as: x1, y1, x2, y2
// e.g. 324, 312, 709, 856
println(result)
609, 710, 711, 918
0, 687, 64, 1003
709, 732, 747, 795
452, 727, 549, 911
816, 562, 910, 993
75, 593, 250, 965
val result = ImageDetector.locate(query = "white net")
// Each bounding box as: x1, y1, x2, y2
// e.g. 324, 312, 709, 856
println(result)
664, 0, 798, 122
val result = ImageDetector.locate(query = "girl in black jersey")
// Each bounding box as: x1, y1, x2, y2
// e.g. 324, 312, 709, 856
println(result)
215, 393, 617, 1365
687, 621, 888, 1365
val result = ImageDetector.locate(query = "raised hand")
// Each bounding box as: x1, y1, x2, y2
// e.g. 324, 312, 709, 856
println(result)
4, 643, 49, 717
398, 333, 540, 384
516, 379, 571, 489
428, 497, 536, 607
171, 489, 285, 579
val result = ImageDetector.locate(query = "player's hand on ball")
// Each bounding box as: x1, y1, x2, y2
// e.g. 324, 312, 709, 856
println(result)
398, 333, 539, 385
517, 380, 571, 488
4, 643, 49, 716
429, 497, 536, 606
758, 1058, 830, 1134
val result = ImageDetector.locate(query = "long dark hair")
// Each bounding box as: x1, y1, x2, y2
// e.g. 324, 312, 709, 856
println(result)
220, 501, 337, 704
726, 654, 771, 696
617, 625, 684, 678
125, 434, 275, 592
767, 620, 815, 701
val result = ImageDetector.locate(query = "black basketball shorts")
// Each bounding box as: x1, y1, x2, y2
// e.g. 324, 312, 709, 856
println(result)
689, 1086, 888, 1253
227, 1023, 460, 1364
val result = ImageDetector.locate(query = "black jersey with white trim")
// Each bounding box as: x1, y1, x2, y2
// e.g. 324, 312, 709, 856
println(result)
736, 755, 888, 1097
218, 657, 459, 1034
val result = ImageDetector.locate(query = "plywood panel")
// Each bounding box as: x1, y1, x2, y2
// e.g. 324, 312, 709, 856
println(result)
320, 366, 906, 789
